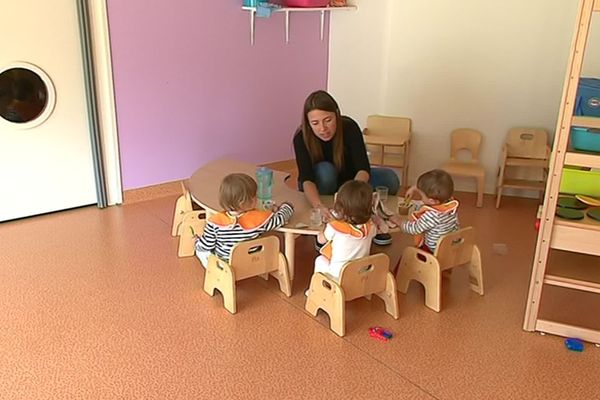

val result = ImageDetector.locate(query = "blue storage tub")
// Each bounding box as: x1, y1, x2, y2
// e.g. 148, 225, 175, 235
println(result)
575, 78, 600, 117
571, 127, 600, 153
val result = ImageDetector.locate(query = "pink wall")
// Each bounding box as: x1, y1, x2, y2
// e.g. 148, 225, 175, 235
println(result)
107, 0, 329, 189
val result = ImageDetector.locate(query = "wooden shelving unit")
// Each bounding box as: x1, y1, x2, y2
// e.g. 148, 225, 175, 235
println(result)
242, 5, 357, 45
523, 0, 600, 343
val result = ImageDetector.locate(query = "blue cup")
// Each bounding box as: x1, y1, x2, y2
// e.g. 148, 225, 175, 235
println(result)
243, 0, 258, 7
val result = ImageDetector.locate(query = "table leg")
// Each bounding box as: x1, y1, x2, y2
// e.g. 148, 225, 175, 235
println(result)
284, 231, 296, 280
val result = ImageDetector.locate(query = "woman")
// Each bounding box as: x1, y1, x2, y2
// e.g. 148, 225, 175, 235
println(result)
293, 90, 400, 245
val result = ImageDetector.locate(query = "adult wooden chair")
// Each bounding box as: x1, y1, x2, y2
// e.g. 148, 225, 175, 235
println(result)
496, 128, 550, 208
362, 115, 412, 189
305, 253, 399, 337
441, 128, 486, 208
396, 227, 484, 312
172, 182, 206, 257
203, 236, 291, 314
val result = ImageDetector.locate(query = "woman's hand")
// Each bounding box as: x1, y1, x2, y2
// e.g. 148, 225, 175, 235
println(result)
318, 204, 334, 222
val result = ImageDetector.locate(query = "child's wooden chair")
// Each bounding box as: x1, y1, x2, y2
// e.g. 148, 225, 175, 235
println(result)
305, 253, 399, 337
172, 182, 206, 257
396, 227, 484, 312
362, 115, 412, 189
441, 128, 486, 207
203, 235, 291, 314
496, 128, 550, 208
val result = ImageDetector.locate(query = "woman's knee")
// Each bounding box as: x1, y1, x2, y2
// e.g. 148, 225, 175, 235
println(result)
314, 162, 338, 194
370, 167, 400, 195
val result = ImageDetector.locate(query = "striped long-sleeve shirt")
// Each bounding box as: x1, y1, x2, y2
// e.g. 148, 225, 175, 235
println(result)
400, 200, 459, 253
195, 204, 293, 261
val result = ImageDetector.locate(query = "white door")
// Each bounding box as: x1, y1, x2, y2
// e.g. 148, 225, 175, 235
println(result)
0, 0, 97, 222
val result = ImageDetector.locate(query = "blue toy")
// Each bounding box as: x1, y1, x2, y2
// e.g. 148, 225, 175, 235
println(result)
564, 338, 584, 352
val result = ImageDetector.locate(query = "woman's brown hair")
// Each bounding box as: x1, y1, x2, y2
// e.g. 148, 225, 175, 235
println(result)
301, 90, 345, 170
219, 173, 257, 211
333, 180, 373, 225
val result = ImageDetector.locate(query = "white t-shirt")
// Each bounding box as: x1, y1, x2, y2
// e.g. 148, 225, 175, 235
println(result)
316, 219, 377, 280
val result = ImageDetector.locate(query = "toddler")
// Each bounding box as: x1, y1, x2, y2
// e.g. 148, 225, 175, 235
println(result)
390, 169, 459, 253
195, 173, 293, 267
314, 180, 377, 280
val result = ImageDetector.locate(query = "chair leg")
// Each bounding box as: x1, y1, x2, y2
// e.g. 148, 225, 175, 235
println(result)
476, 176, 484, 208
203, 256, 237, 314
468, 245, 484, 295
423, 267, 442, 312
395, 256, 413, 294
177, 212, 205, 258
305, 274, 346, 336
376, 272, 400, 319
495, 163, 506, 209
495, 187, 503, 209
271, 253, 292, 297
171, 182, 193, 236
402, 165, 409, 193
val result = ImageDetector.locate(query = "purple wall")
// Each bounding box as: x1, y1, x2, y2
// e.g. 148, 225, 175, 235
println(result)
107, 0, 329, 189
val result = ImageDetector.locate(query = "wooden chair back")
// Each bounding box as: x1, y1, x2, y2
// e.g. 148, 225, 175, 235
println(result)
434, 227, 476, 271
449, 128, 482, 162
365, 115, 412, 141
338, 253, 390, 301
229, 235, 280, 281
505, 128, 548, 160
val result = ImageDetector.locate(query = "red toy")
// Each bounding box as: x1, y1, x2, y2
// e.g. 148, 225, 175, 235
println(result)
369, 327, 393, 342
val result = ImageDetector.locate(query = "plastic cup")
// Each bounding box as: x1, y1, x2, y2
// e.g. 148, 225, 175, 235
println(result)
310, 207, 322, 227
376, 186, 389, 203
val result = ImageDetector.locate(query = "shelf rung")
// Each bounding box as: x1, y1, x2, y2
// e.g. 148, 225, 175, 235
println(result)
572, 115, 600, 129
535, 319, 600, 343
500, 179, 545, 190
594, 0, 600, 12
544, 274, 600, 293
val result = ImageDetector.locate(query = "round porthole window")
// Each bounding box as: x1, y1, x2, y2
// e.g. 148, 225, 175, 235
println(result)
0, 62, 56, 129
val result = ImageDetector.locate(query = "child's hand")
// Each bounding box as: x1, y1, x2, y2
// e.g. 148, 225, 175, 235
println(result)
317, 229, 326, 245
316, 204, 333, 222
280, 201, 294, 210
405, 185, 418, 200
389, 214, 402, 226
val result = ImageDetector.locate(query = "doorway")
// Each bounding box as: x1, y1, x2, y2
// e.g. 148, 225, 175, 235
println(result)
0, 0, 118, 222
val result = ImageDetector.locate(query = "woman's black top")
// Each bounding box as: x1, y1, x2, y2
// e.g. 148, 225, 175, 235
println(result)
293, 116, 371, 186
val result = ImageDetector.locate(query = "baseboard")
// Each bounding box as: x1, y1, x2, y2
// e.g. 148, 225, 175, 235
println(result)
120, 160, 297, 206
122, 180, 186, 204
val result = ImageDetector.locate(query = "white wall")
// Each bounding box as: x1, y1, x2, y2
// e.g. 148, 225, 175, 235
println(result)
329, 0, 600, 193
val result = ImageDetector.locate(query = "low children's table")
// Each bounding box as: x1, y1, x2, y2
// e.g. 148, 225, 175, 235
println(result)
189, 158, 408, 279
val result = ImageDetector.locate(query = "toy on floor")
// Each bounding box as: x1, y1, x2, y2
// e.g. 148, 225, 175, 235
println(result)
369, 327, 393, 342
564, 337, 584, 352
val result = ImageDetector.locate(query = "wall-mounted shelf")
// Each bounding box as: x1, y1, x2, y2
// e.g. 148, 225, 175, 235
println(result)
242, 5, 357, 45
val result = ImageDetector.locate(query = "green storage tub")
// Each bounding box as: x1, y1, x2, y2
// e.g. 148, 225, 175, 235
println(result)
560, 166, 600, 197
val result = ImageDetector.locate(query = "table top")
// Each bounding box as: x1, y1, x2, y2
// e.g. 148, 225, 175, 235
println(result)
189, 158, 404, 235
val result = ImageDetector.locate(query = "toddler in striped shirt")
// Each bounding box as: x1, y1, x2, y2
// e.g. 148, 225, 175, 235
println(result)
390, 169, 459, 253
194, 173, 293, 267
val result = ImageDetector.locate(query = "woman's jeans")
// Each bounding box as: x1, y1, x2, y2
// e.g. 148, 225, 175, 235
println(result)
300, 161, 400, 195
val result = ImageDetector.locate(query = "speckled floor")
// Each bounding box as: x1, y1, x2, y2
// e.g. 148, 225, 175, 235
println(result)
1, 192, 598, 400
